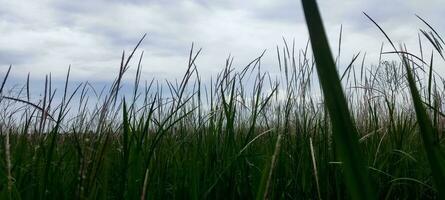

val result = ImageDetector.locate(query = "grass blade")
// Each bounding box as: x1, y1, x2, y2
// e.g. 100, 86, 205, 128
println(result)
300, 0, 375, 199
366, 12, 445, 197
256, 134, 282, 200
401, 54, 445, 199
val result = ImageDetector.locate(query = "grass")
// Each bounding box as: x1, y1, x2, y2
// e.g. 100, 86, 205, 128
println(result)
1, 1, 445, 199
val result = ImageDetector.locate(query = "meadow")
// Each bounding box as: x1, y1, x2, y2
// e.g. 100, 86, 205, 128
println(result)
1, 1, 445, 199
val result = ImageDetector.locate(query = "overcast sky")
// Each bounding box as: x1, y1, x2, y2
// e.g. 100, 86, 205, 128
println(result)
0, 0, 444, 83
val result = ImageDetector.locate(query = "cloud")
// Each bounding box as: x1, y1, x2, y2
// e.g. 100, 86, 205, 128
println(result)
0, 0, 443, 85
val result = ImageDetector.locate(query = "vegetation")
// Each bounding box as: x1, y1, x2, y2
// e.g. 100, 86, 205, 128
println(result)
1, 1, 445, 199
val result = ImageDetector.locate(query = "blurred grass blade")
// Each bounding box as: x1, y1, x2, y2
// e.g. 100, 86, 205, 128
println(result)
401, 54, 445, 199
300, 0, 375, 199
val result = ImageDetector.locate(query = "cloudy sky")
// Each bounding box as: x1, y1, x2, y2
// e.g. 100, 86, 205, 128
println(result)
0, 0, 444, 84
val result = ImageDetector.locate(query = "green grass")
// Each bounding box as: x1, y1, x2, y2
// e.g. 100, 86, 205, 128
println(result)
1, 1, 445, 199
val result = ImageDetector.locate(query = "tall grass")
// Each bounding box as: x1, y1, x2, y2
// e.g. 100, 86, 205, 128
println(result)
0, 3, 444, 199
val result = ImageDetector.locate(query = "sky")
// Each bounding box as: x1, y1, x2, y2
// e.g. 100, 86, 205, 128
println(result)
0, 0, 444, 85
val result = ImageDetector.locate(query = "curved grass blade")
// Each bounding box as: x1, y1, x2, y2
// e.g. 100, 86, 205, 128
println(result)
401, 54, 445, 199
365, 12, 445, 198
300, 0, 375, 199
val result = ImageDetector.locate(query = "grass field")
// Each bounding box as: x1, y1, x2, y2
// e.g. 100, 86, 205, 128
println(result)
1, 1, 445, 199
